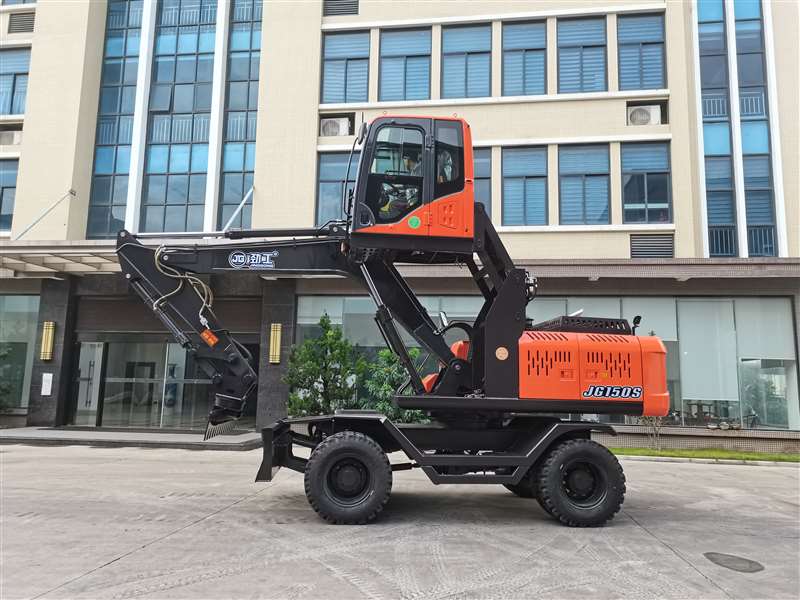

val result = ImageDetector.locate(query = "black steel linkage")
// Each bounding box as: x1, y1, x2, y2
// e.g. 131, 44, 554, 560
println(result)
361, 258, 455, 364
358, 264, 426, 394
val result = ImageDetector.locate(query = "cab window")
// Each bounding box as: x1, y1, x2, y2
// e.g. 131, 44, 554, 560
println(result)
433, 120, 464, 199
366, 126, 424, 224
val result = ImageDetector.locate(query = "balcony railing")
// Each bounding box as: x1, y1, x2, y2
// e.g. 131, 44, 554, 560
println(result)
740, 89, 766, 119
709, 225, 737, 257
702, 92, 728, 120
747, 225, 776, 256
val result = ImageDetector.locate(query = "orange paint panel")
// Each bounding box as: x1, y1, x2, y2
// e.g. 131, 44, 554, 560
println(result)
518, 331, 669, 415
451, 340, 470, 361
518, 331, 581, 400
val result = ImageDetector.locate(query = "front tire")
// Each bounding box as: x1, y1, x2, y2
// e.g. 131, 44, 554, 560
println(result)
304, 431, 392, 524
537, 439, 625, 527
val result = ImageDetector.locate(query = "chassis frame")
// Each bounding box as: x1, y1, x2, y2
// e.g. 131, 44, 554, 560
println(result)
256, 412, 616, 485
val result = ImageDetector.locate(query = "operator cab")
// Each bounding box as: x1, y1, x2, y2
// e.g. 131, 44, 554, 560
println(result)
349, 116, 475, 253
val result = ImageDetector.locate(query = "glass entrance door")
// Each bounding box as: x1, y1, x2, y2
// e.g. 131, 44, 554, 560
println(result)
70, 340, 242, 430
74, 342, 104, 426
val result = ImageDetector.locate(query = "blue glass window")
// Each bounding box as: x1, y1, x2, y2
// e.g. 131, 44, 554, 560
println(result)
557, 18, 606, 93
698, 0, 724, 23
734, 0, 761, 20
621, 143, 671, 223
0, 49, 30, 115
142, 0, 217, 233
618, 15, 665, 90
219, 0, 261, 229
502, 22, 545, 96
474, 148, 492, 218
379, 29, 431, 101
87, 0, 141, 238
322, 32, 369, 104
316, 152, 360, 225
442, 24, 491, 99
705, 157, 735, 225
559, 145, 609, 225
741, 121, 769, 154
0, 159, 18, 231
703, 122, 731, 155
502, 147, 547, 226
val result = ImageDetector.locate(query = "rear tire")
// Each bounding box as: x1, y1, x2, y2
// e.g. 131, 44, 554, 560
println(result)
304, 431, 392, 524
537, 439, 625, 527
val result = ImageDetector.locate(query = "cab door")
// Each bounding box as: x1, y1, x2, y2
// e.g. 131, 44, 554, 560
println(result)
352, 117, 432, 237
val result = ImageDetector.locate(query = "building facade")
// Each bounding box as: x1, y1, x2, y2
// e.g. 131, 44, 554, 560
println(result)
0, 0, 798, 435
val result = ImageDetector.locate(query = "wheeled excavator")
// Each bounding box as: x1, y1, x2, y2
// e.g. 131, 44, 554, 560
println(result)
117, 116, 669, 527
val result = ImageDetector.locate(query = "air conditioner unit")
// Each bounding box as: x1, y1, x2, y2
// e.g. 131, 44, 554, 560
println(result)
0, 130, 22, 146
627, 105, 662, 126
320, 116, 352, 137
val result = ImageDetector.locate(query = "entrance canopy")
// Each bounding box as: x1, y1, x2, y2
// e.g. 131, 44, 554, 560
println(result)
1, 238, 799, 279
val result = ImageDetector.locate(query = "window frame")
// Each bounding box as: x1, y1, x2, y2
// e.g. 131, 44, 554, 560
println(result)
320, 30, 370, 104
501, 146, 548, 226
616, 14, 666, 91
378, 28, 432, 101
440, 23, 492, 99
556, 17, 608, 94
0, 158, 18, 232
501, 21, 547, 97
473, 147, 492, 218
621, 142, 673, 224
558, 144, 610, 225
315, 151, 360, 226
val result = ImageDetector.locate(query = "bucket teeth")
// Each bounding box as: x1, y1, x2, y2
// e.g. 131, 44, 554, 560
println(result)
204, 419, 237, 441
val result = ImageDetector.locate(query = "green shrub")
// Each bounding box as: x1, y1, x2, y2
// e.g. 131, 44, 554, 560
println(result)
284, 314, 366, 416
360, 348, 427, 423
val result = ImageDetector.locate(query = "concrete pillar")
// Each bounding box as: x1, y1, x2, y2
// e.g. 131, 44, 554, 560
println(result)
27, 277, 77, 426
256, 278, 297, 428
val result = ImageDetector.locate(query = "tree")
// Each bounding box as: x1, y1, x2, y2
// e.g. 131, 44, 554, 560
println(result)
284, 314, 365, 416
360, 348, 427, 423
638, 416, 665, 450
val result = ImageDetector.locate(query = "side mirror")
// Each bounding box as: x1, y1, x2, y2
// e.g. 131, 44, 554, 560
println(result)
632, 315, 642, 335
356, 122, 368, 144
439, 311, 449, 328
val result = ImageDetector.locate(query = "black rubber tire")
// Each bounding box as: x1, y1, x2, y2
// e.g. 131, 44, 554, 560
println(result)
304, 431, 392, 524
537, 439, 625, 527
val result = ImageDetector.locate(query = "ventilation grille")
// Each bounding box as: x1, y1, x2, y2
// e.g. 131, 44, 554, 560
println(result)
530, 315, 632, 335
323, 0, 359, 16
585, 334, 631, 344
527, 349, 572, 378
585, 351, 632, 378
630, 234, 674, 258
526, 331, 569, 342
8, 12, 35, 34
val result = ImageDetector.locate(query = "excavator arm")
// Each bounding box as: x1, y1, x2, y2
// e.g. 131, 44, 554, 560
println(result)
116, 228, 353, 439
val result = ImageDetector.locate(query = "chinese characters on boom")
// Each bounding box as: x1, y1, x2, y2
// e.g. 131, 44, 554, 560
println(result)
228, 250, 280, 269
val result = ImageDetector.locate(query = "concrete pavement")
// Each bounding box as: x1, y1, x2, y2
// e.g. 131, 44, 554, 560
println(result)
1, 445, 798, 599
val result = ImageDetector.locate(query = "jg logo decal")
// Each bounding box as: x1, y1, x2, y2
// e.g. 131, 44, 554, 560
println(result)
228, 250, 279, 269
582, 385, 642, 399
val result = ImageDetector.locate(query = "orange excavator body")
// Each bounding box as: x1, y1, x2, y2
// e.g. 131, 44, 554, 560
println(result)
518, 331, 668, 416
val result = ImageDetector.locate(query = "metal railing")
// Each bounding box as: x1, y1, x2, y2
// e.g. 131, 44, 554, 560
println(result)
747, 225, 776, 256
740, 89, 766, 118
702, 92, 728, 119
708, 225, 737, 257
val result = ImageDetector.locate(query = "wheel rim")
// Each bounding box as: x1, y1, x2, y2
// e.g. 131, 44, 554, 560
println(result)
560, 460, 607, 509
324, 455, 372, 507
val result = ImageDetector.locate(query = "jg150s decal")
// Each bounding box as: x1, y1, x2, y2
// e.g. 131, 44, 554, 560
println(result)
228, 250, 280, 269
582, 385, 642, 399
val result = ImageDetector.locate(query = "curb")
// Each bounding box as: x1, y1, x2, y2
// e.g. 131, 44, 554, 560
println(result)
0, 437, 263, 452
617, 455, 799, 467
